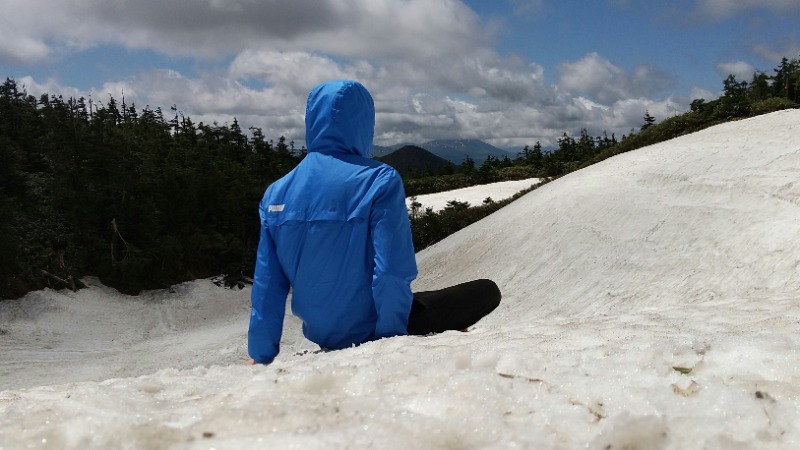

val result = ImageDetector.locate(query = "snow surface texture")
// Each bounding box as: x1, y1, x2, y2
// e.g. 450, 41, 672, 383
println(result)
2, 110, 800, 449
406, 178, 540, 212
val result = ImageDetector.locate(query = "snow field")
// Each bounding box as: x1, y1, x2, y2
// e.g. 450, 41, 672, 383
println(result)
2, 109, 800, 449
406, 177, 540, 212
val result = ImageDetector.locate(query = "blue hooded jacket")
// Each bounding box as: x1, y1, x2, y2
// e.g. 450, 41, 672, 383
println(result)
248, 80, 418, 364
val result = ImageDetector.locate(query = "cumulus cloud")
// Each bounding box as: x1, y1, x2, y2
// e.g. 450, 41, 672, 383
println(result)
0, 0, 484, 63
222, 43, 563, 146
229, 50, 381, 99
716, 61, 756, 81
557, 53, 675, 105
17, 76, 85, 101
0, 36, 50, 64
2, 0, 698, 149
13, 49, 690, 149
690, 86, 719, 101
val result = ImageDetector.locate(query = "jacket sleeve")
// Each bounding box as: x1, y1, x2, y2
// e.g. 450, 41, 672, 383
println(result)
370, 170, 418, 339
248, 208, 290, 364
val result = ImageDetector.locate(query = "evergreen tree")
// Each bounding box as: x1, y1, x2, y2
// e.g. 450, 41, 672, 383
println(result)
771, 57, 799, 100
460, 155, 476, 175
478, 155, 497, 183
717, 74, 752, 119
642, 110, 656, 130
749, 72, 771, 101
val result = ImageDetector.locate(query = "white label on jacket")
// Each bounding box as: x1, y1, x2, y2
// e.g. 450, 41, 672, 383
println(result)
268, 204, 285, 212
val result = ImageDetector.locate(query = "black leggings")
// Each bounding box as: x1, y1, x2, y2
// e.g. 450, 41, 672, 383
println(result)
407, 279, 501, 335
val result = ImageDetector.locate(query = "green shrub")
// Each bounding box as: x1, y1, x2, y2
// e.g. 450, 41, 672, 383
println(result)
751, 97, 798, 115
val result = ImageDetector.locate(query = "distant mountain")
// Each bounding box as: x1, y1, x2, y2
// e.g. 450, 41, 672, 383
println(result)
372, 139, 514, 164
376, 145, 455, 175
371, 143, 408, 158
421, 139, 512, 164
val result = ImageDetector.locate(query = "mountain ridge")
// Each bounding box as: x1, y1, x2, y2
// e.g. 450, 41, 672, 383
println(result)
373, 138, 515, 164
375, 145, 455, 175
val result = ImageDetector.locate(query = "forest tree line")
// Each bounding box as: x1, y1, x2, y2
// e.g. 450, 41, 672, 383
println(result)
1, 54, 798, 299
0, 82, 301, 298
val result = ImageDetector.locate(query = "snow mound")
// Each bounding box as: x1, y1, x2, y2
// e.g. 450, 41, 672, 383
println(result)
2, 110, 800, 449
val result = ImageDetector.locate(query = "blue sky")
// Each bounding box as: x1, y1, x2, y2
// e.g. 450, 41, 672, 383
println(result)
469, 0, 797, 89
1, 0, 798, 149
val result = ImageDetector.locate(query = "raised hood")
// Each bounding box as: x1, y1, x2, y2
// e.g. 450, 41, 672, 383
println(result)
305, 80, 375, 158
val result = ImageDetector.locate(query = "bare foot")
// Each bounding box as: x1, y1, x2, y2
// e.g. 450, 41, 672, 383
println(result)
245, 358, 256, 366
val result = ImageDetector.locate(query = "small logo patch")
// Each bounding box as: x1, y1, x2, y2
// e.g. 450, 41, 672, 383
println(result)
267, 204, 285, 212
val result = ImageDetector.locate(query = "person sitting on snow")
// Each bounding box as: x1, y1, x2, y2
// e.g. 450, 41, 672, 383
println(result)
247, 80, 501, 365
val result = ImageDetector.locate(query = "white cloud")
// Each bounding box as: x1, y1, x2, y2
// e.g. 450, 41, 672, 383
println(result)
0, 36, 50, 64
558, 53, 623, 103
0, 0, 485, 64
229, 51, 378, 98
220, 43, 561, 147
575, 97, 610, 112
716, 61, 756, 81
14, 48, 692, 151
2, 1, 699, 150
16, 76, 82, 101
557, 53, 675, 105
690, 86, 718, 101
